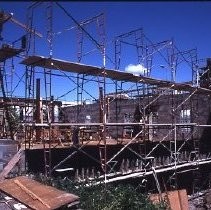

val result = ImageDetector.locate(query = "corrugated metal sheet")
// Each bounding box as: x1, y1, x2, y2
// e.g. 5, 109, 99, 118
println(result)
0, 176, 79, 210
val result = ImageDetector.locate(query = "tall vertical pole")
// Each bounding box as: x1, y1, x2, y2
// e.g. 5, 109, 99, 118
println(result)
99, 87, 103, 124
35, 78, 42, 141
98, 13, 108, 192
174, 124, 177, 189
44, 2, 53, 176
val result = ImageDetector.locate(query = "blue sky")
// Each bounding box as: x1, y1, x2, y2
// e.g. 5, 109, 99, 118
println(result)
1, 2, 211, 101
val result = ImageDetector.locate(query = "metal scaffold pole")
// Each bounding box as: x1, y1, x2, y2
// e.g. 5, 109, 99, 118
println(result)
16, 3, 211, 198
45, 2, 53, 176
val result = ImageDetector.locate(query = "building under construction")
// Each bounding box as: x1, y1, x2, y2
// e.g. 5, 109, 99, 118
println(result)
0, 2, 211, 197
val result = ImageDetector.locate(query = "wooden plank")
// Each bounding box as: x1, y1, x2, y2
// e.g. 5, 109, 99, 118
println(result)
14, 180, 51, 209
21, 55, 211, 94
0, 149, 23, 181
0, 176, 79, 209
150, 189, 189, 210
0, 46, 24, 62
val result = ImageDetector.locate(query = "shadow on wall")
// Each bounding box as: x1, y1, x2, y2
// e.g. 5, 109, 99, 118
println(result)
200, 112, 211, 153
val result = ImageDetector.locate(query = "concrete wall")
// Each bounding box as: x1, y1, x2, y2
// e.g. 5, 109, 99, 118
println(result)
62, 93, 211, 143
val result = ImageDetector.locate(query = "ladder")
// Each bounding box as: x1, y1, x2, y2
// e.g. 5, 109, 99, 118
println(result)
25, 65, 35, 147
96, 13, 105, 53
0, 64, 14, 139
114, 38, 121, 70
43, 2, 53, 176
99, 145, 106, 172
76, 26, 83, 63
43, 67, 52, 176
76, 73, 85, 122
191, 94, 200, 154
43, 131, 52, 176
169, 172, 178, 190
114, 81, 123, 141
4, 61, 14, 98
43, 80, 52, 176
192, 169, 201, 194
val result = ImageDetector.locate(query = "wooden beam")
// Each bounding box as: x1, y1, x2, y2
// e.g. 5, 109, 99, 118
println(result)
14, 179, 51, 209
0, 149, 23, 181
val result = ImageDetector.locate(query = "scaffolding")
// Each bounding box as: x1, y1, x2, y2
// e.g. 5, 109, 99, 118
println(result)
1, 2, 211, 195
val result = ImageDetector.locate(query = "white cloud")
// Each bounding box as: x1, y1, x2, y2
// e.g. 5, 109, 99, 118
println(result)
125, 64, 147, 76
